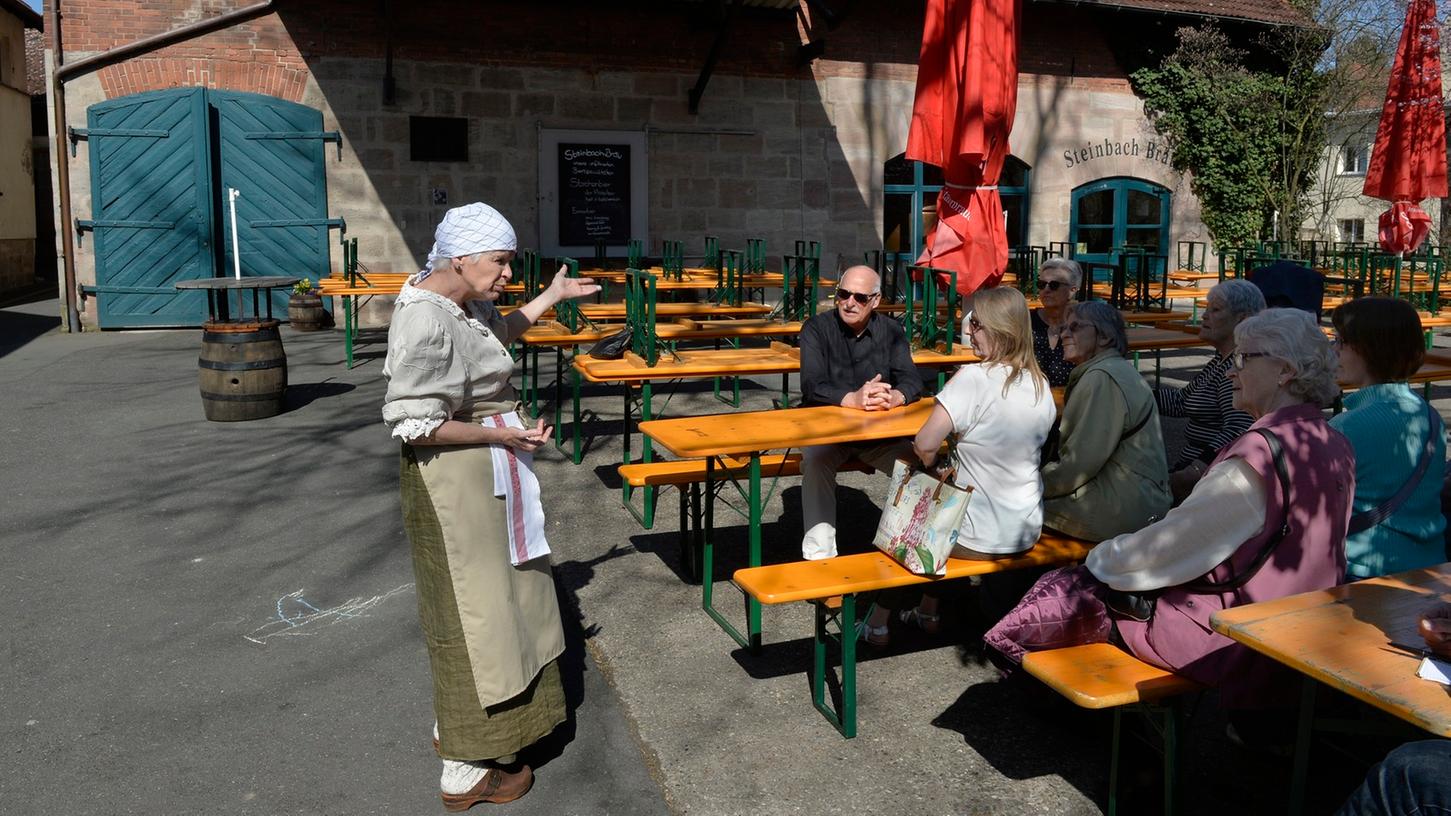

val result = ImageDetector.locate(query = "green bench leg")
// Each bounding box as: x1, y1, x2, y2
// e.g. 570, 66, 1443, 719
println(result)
1107, 700, 1186, 816
811, 594, 858, 738
1108, 708, 1123, 816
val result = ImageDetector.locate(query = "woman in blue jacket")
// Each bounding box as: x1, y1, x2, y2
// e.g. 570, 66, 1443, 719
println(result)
1330, 297, 1446, 579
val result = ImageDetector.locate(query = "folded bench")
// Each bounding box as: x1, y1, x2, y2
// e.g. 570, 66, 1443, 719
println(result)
1023, 644, 1200, 815
733, 534, 1094, 737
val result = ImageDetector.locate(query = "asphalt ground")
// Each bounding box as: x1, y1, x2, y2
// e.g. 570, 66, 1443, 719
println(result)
3, 295, 1446, 815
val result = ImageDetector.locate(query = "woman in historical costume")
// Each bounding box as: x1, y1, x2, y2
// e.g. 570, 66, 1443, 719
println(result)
986, 308, 1355, 707
1040, 300, 1170, 542
382, 202, 599, 810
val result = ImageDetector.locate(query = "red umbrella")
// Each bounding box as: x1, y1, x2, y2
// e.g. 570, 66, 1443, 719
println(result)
906, 0, 1020, 296
1364, 0, 1447, 255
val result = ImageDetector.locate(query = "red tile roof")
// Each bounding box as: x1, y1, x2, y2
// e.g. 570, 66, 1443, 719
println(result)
1037, 0, 1310, 27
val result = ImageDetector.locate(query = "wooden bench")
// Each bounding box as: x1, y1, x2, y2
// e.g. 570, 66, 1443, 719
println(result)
732, 533, 1094, 737
1023, 644, 1201, 816
618, 454, 873, 581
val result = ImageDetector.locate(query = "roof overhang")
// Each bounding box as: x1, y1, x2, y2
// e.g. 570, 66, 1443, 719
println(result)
0, 0, 43, 30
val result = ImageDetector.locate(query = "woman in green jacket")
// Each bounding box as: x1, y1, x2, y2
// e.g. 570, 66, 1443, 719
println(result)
1041, 301, 1171, 541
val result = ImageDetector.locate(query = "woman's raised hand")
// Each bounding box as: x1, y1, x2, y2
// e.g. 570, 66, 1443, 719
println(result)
549, 265, 602, 301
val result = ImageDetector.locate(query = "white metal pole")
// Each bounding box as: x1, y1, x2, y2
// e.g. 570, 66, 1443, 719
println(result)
228, 187, 243, 280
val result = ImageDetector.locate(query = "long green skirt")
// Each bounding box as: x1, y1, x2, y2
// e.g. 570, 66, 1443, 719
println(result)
401, 444, 567, 761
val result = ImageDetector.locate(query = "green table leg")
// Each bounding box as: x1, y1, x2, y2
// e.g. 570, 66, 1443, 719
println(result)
746, 453, 761, 652
344, 294, 355, 369
701, 452, 764, 650
1287, 676, 1316, 816
621, 381, 658, 529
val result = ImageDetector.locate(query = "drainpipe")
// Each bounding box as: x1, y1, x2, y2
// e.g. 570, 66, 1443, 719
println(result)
49, 0, 277, 332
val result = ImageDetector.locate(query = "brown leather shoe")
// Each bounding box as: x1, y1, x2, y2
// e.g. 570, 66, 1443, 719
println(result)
441, 764, 534, 811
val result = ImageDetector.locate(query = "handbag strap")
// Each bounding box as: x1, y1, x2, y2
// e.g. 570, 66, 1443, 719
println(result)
1181, 428, 1291, 594
1346, 400, 1440, 535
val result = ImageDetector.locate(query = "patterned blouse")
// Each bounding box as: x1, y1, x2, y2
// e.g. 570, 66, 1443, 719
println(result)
1155, 353, 1253, 471
1031, 310, 1075, 388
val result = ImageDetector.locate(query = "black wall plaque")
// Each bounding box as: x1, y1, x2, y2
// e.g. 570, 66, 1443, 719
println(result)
557, 142, 630, 246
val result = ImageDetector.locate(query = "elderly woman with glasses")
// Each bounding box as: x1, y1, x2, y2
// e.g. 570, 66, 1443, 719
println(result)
1329, 297, 1446, 579
1157, 279, 1266, 503
1030, 257, 1082, 387
1040, 301, 1171, 542
986, 308, 1355, 706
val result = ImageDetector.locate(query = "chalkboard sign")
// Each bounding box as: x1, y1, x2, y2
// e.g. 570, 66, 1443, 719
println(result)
557, 143, 631, 245
539, 129, 648, 257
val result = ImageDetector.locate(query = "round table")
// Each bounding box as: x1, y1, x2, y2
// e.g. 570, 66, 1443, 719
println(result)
175, 276, 301, 421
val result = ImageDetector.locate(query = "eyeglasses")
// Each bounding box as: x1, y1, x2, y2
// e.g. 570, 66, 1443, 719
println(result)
1058, 321, 1089, 336
835, 287, 877, 305
1230, 351, 1273, 370
968, 316, 984, 335
1042, 280, 1073, 292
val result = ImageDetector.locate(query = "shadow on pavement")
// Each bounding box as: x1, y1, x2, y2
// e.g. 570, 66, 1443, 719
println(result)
0, 308, 62, 358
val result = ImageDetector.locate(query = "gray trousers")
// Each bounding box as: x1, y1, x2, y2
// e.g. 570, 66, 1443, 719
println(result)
800, 439, 913, 559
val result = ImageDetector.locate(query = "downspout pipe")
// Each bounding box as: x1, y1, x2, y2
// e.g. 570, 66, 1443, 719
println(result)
49, 0, 277, 332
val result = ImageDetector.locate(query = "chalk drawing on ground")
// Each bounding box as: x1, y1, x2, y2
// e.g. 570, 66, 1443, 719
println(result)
244, 584, 414, 645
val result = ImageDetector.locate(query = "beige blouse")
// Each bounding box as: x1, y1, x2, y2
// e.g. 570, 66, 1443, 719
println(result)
382, 284, 522, 440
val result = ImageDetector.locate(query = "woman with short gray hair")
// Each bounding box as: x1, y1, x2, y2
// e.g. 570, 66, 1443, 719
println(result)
986, 308, 1356, 710
1041, 301, 1171, 541
1030, 257, 1084, 387
1156, 278, 1266, 502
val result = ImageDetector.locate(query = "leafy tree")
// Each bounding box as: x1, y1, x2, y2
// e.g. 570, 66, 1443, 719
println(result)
1131, 23, 1330, 250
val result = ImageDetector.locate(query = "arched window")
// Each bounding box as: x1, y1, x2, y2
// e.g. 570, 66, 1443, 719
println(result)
883, 154, 1030, 254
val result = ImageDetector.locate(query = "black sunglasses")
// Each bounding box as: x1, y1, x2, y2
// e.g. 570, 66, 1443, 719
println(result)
1042, 280, 1073, 292
836, 287, 877, 305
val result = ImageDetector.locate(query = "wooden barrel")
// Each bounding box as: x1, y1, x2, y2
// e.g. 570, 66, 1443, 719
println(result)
288, 292, 327, 331
198, 320, 287, 421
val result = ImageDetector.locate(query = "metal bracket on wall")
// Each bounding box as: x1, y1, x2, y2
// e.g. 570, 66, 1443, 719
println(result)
67, 126, 170, 157
688, 0, 744, 114
73, 218, 175, 248
244, 131, 344, 160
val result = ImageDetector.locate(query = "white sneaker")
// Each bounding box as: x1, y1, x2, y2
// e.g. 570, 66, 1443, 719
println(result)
801, 523, 838, 560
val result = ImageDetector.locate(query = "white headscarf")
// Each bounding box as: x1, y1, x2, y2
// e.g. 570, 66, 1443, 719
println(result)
415, 202, 517, 281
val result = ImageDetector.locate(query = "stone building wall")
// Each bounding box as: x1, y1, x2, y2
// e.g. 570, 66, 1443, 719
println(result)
49, 0, 1223, 326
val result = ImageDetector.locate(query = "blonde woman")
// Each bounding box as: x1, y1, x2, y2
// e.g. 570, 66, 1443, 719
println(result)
861, 287, 1058, 645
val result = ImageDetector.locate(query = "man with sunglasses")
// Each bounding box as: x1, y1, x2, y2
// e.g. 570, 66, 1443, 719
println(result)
797, 265, 924, 559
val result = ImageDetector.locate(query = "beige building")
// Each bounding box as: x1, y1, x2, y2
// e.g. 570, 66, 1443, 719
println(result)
0, 0, 40, 295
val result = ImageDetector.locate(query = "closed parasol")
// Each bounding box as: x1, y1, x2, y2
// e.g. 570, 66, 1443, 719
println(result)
906, 0, 1020, 296
1363, 0, 1448, 255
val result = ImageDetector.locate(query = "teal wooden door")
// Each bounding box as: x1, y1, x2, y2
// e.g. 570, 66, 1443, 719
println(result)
86, 88, 215, 327
212, 91, 340, 316
1069, 177, 1171, 269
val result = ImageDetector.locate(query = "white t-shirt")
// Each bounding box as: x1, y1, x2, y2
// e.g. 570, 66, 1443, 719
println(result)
934, 362, 1057, 554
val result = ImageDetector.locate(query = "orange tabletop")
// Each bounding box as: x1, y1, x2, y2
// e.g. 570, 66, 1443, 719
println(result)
1125, 324, 1209, 351
1408, 352, 1451, 385
1211, 563, 1451, 737
577, 301, 773, 319
518, 319, 804, 347
574, 345, 978, 384
641, 400, 936, 459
